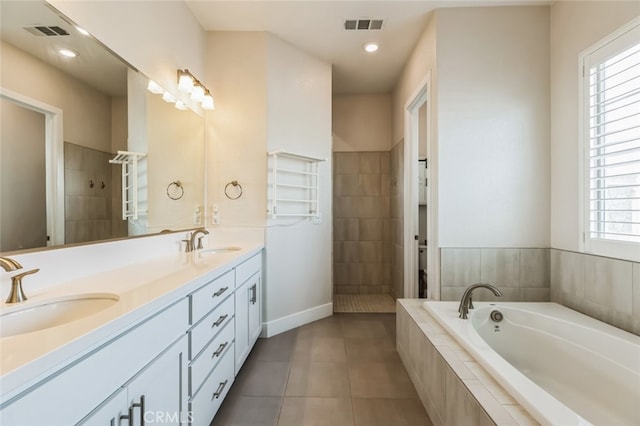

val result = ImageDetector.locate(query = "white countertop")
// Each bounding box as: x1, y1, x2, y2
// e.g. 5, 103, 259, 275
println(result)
0, 242, 263, 400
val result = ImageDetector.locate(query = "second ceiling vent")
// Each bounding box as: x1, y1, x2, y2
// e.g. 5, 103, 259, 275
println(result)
344, 19, 384, 31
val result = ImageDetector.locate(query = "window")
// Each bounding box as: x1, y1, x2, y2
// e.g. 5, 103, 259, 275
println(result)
580, 19, 640, 261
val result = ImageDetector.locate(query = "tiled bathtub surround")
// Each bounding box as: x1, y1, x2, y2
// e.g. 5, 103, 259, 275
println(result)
333, 152, 391, 295
550, 249, 640, 336
397, 300, 537, 425
440, 248, 550, 303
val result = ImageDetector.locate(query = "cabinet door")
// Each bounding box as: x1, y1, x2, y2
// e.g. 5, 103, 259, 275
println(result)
125, 335, 188, 426
247, 273, 262, 344
234, 280, 249, 374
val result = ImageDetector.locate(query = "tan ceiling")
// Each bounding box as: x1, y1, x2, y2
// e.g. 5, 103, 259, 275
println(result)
185, 0, 550, 94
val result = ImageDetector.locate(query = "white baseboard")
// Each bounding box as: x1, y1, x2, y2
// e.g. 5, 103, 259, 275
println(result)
260, 302, 333, 338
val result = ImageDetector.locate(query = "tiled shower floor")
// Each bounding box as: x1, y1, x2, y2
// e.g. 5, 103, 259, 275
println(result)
333, 294, 396, 313
211, 313, 432, 426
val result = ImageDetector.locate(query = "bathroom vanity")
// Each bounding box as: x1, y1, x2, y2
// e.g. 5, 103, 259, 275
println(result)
0, 244, 263, 426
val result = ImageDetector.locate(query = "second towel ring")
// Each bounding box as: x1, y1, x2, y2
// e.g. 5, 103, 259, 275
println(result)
167, 181, 184, 200
224, 180, 243, 200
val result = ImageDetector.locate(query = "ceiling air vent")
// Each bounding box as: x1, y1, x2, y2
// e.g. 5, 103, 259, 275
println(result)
24, 26, 70, 37
344, 19, 384, 31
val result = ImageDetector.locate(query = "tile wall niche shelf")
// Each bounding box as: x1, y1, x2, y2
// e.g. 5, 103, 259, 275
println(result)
109, 150, 147, 220
267, 150, 326, 219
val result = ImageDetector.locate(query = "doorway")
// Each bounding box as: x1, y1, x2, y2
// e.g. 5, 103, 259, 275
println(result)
403, 74, 437, 300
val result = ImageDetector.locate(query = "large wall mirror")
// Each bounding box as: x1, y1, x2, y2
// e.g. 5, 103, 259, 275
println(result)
0, 1, 204, 253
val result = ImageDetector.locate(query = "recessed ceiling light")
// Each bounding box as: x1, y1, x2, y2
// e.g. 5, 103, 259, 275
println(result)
58, 48, 78, 58
76, 26, 90, 36
364, 42, 379, 53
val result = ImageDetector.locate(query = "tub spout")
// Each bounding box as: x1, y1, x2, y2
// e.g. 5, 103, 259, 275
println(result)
458, 283, 502, 320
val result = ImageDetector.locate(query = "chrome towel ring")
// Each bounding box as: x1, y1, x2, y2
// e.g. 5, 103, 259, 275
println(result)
167, 181, 184, 200
224, 180, 243, 200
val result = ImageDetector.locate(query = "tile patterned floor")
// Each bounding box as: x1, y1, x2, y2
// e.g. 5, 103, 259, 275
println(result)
333, 294, 397, 313
212, 313, 433, 426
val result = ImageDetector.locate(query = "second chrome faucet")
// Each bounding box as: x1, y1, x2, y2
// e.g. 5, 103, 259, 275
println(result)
458, 283, 503, 319
1, 256, 40, 303
183, 229, 209, 252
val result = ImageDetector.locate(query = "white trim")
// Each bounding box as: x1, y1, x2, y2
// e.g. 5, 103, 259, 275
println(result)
403, 72, 437, 300
577, 18, 640, 262
0, 87, 64, 246
259, 302, 333, 338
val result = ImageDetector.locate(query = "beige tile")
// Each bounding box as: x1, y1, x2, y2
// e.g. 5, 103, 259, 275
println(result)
344, 337, 400, 363
335, 263, 360, 287
422, 339, 446, 419
359, 152, 381, 174
335, 196, 359, 218
520, 288, 550, 302
334, 218, 359, 241
214, 396, 282, 426
584, 255, 633, 315
358, 174, 381, 196
441, 248, 482, 287
437, 347, 475, 380
335, 174, 359, 196
481, 249, 520, 288
285, 361, 350, 397
359, 218, 383, 241
360, 263, 390, 286
64, 142, 83, 170
352, 398, 432, 426
440, 287, 467, 302
359, 241, 383, 263
252, 330, 298, 362
381, 174, 390, 196
550, 250, 585, 299
358, 196, 383, 218
380, 152, 390, 175
342, 318, 392, 339
334, 242, 345, 263
343, 242, 360, 263
278, 397, 354, 426
297, 317, 343, 338
464, 362, 516, 405
349, 361, 419, 399
633, 263, 640, 334
293, 336, 346, 363
335, 152, 359, 174
444, 370, 482, 426
335, 286, 359, 295
476, 287, 521, 302
232, 361, 290, 396
520, 249, 549, 288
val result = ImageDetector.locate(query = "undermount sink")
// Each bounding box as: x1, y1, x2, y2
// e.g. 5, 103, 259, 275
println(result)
200, 247, 242, 254
0, 293, 119, 338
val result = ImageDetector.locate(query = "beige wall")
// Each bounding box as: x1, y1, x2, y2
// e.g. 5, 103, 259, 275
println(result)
0, 41, 111, 152
436, 6, 550, 247
0, 99, 47, 251
549, 1, 640, 251
206, 32, 333, 333
332, 94, 392, 152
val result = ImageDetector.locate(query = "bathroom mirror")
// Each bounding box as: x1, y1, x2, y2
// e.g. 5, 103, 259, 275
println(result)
0, 0, 205, 253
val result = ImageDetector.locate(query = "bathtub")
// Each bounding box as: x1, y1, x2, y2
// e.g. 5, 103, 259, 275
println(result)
423, 301, 640, 426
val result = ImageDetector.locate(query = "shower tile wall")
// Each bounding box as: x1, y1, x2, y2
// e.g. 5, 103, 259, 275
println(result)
64, 142, 126, 244
550, 249, 640, 336
439, 248, 550, 302
334, 152, 391, 295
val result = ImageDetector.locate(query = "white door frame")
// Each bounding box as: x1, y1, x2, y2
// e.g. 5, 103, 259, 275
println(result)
1, 87, 65, 246
402, 72, 438, 299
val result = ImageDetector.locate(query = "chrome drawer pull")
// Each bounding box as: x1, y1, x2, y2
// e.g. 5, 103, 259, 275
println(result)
212, 380, 228, 400
212, 341, 229, 358
250, 284, 257, 304
212, 287, 228, 297
212, 314, 228, 328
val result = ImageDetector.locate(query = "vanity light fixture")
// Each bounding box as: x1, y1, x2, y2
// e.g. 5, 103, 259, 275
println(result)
363, 42, 379, 53
147, 80, 164, 95
58, 48, 78, 58
162, 91, 176, 103
177, 69, 215, 111
175, 100, 188, 111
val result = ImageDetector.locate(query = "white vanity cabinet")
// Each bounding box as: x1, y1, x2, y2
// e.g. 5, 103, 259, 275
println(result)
1, 299, 189, 426
234, 254, 262, 373
78, 334, 188, 425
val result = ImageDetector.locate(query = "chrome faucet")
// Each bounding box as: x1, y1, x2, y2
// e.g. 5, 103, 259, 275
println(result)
458, 283, 502, 319
1, 256, 39, 303
188, 229, 209, 252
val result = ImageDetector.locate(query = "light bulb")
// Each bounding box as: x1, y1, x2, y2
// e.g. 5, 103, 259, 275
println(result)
363, 42, 379, 53
147, 80, 164, 94
162, 91, 176, 103
178, 71, 194, 93
202, 92, 215, 110
190, 84, 205, 102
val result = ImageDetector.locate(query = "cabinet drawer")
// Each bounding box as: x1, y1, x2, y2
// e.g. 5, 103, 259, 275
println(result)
190, 270, 234, 324
235, 253, 261, 287
189, 319, 234, 396
190, 294, 234, 359
189, 344, 234, 426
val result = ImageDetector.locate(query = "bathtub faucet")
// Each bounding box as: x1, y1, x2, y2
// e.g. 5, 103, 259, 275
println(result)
458, 283, 503, 319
